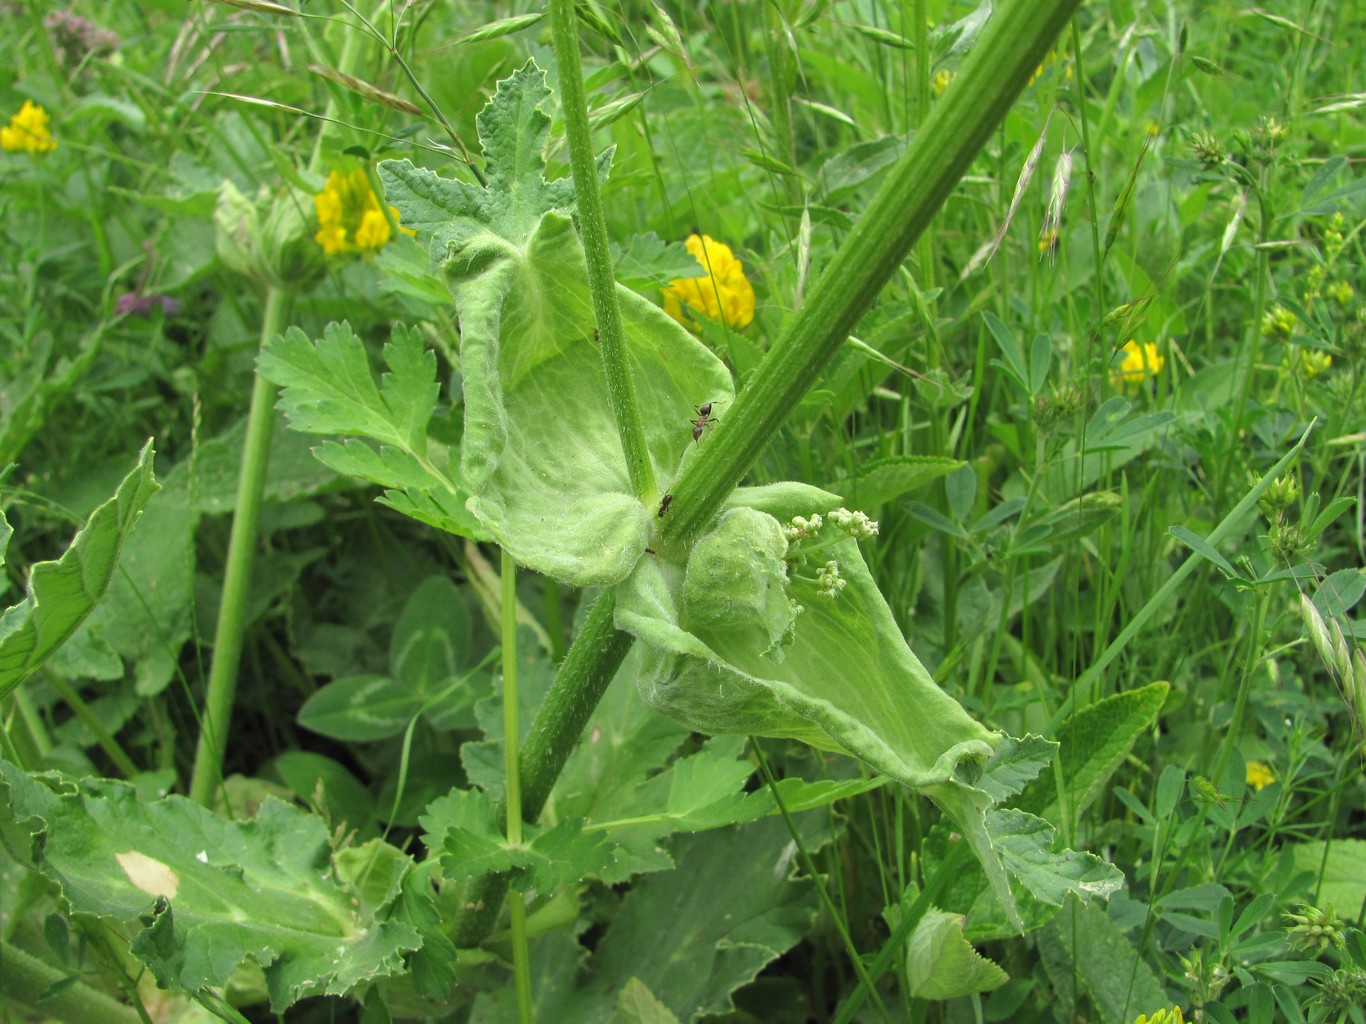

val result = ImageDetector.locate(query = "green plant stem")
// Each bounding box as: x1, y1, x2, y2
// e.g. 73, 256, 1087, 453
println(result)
753, 742, 892, 1024
832, 839, 971, 1024
658, 0, 1082, 551
500, 548, 534, 1023
43, 671, 139, 777
188, 285, 293, 806
451, 1, 1081, 948
451, 590, 633, 945
1046, 420, 1314, 733
1211, 586, 1271, 785
0, 940, 141, 1024
548, 0, 655, 502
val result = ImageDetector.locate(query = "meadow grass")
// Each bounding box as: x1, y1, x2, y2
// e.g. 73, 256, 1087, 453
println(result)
1, 2, 1363, 1022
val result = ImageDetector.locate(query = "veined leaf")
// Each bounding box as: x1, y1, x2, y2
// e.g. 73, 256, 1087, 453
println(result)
258, 322, 482, 539
0, 442, 158, 701
381, 61, 733, 585
0, 762, 423, 1011
1022, 682, 1169, 825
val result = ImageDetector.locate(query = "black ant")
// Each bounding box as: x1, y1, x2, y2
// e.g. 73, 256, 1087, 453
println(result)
657, 493, 673, 517
691, 400, 722, 443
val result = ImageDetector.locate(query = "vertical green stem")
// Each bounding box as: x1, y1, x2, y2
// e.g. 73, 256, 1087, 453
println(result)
500, 549, 534, 1022
451, 591, 633, 946
188, 285, 294, 806
1211, 587, 1271, 785
548, 0, 655, 501
658, 0, 1082, 550
0, 940, 141, 1024
450, 0, 1083, 950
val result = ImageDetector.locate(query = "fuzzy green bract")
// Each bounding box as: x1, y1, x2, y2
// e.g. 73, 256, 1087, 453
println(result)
379, 61, 731, 585
616, 502, 999, 792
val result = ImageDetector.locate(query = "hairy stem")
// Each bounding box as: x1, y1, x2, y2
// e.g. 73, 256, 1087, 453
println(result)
658, 0, 1082, 549
500, 549, 534, 1022
189, 285, 293, 806
0, 940, 141, 1024
451, 0, 1083, 946
548, 0, 655, 501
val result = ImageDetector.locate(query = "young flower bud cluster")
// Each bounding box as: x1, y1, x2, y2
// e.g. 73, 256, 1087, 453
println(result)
828, 507, 880, 540
1284, 903, 1347, 955
1189, 128, 1225, 170
786, 514, 823, 541
817, 561, 847, 598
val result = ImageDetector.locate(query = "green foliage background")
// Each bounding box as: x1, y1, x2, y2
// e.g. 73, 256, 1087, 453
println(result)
2, 2, 1365, 1023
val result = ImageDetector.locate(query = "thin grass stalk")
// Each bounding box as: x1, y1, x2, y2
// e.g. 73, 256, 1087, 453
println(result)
500, 548, 534, 1023
188, 285, 293, 806
1046, 420, 1314, 732
753, 740, 892, 1024
548, 0, 654, 501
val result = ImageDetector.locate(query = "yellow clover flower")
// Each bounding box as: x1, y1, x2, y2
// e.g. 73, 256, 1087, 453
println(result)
2, 99, 57, 154
313, 168, 410, 256
1133, 1008, 1184, 1024
1111, 340, 1164, 390
1246, 760, 1275, 791
663, 233, 756, 331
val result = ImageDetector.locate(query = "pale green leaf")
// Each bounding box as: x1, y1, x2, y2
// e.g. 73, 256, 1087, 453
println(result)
258, 322, 481, 538
380, 63, 732, 585
1037, 900, 1169, 1024
987, 808, 1124, 907
1023, 682, 1169, 824
1290, 839, 1366, 914
617, 517, 998, 792
905, 907, 1008, 1000
972, 735, 1057, 804
0, 442, 159, 701
0, 762, 421, 1011
297, 675, 421, 741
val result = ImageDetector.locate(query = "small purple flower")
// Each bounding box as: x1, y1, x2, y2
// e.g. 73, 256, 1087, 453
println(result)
116, 293, 181, 318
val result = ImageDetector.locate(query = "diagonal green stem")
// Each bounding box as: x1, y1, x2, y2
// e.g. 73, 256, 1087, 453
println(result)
659, 0, 1081, 549
548, 0, 655, 501
451, 0, 1083, 947
188, 285, 294, 806
452, 590, 633, 945
0, 939, 141, 1024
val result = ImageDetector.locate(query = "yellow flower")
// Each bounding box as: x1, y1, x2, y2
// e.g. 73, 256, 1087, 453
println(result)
932, 69, 954, 95
1246, 760, 1275, 791
313, 168, 411, 256
1133, 1008, 1184, 1024
1298, 350, 1332, 379
663, 233, 756, 330
2, 99, 57, 154
1326, 280, 1354, 305
1111, 340, 1164, 389
1261, 304, 1298, 339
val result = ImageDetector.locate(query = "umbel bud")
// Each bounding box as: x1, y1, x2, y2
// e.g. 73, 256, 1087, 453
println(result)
215, 180, 325, 290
